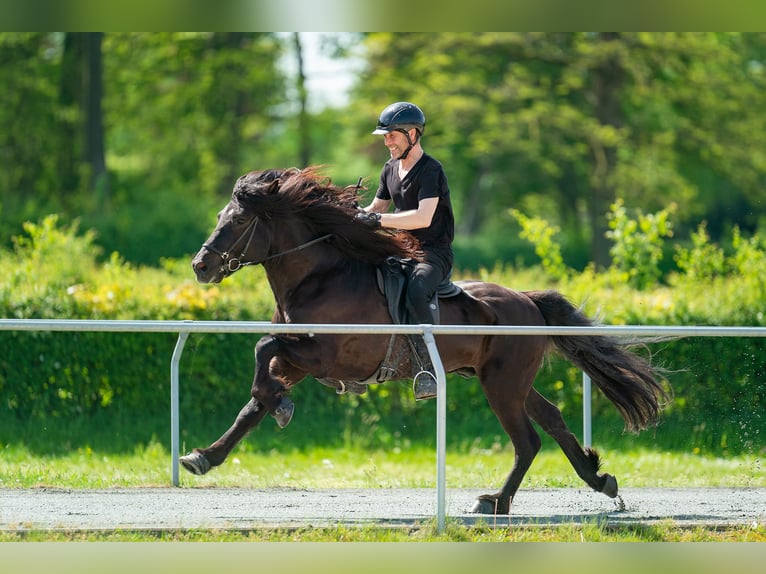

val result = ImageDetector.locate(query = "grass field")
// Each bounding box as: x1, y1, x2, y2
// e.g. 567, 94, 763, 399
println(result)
1, 440, 764, 490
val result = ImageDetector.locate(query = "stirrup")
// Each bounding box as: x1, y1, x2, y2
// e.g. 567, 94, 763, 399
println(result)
413, 370, 437, 401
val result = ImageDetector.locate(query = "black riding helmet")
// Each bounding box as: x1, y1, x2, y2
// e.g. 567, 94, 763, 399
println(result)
372, 102, 426, 137
372, 102, 426, 159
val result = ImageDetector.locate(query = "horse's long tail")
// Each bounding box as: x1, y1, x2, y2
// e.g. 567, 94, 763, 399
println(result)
525, 289, 671, 433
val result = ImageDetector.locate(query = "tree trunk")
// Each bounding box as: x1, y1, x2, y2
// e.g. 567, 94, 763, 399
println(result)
84, 32, 108, 205
58, 33, 84, 196
209, 33, 253, 196
588, 32, 623, 268
293, 33, 311, 168
459, 164, 486, 235
58, 33, 108, 204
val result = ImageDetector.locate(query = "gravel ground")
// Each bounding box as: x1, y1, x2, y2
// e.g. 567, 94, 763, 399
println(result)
1, 486, 764, 530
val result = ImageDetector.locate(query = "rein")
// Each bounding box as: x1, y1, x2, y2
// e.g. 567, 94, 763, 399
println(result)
203, 217, 333, 273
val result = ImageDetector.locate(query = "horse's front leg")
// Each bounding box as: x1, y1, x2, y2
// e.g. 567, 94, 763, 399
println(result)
251, 334, 305, 428
180, 397, 268, 475
180, 335, 306, 476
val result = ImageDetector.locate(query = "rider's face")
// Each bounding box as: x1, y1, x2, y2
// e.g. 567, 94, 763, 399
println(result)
383, 130, 411, 159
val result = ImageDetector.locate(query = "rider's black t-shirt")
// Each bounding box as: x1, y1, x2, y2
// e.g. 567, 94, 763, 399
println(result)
375, 153, 454, 255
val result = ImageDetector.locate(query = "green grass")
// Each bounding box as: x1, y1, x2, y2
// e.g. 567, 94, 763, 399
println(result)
1, 440, 763, 490
2, 522, 765, 542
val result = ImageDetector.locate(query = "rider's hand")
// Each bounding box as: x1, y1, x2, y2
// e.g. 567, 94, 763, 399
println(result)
355, 211, 382, 229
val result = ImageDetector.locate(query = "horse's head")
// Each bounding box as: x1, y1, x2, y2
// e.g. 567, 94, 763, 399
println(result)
192, 166, 421, 283
191, 170, 282, 283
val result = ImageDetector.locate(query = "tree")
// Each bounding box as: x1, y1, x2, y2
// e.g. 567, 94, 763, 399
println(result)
293, 33, 311, 167
587, 32, 624, 266
0, 33, 69, 243
0, 33, 288, 263
59, 32, 109, 204
103, 33, 285, 199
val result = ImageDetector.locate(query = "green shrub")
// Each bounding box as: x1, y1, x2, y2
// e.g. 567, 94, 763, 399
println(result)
606, 199, 676, 289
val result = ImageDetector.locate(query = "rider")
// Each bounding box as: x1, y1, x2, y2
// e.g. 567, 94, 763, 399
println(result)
356, 102, 455, 400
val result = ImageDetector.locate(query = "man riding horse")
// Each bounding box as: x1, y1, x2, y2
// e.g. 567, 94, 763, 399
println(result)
185, 164, 668, 514
356, 102, 455, 401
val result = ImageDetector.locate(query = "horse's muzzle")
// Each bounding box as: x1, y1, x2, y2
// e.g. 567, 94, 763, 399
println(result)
191, 251, 223, 284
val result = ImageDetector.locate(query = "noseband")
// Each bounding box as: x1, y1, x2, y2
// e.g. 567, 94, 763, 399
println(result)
202, 216, 333, 274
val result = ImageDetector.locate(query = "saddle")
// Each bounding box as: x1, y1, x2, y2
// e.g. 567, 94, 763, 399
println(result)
376, 256, 463, 325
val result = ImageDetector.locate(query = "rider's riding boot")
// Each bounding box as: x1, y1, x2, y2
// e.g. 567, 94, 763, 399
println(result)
408, 335, 438, 401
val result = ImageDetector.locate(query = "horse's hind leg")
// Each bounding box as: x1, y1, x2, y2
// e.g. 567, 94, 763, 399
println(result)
472, 365, 542, 515
180, 397, 268, 475
525, 388, 618, 498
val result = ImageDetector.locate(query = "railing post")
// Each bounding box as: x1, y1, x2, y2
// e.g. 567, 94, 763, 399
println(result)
422, 326, 446, 534
170, 330, 190, 486
583, 372, 592, 448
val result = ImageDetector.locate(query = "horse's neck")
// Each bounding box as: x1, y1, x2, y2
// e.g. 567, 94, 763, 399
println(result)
262, 242, 343, 304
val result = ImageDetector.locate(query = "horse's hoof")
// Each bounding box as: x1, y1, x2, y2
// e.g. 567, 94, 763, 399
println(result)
273, 397, 295, 428
470, 495, 509, 515
179, 451, 211, 476
470, 498, 496, 514
601, 473, 619, 498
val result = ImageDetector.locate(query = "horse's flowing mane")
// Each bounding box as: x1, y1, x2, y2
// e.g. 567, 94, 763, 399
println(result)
232, 167, 422, 264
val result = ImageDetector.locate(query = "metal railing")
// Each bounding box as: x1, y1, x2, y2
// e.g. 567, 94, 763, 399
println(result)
2, 318, 765, 532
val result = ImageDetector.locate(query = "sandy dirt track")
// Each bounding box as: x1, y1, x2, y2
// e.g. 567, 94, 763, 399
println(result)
1, 486, 764, 530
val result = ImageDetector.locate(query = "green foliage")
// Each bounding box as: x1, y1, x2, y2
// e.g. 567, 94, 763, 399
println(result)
676, 223, 766, 285
606, 199, 676, 289
103, 33, 285, 199
509, 209, 568, 281
516, 200, 678, 290
0, 33, 286, 265
0, 34, 68, 210
674, 222, 727, 280
3, 32, 766, 270
668, 224, 766, 325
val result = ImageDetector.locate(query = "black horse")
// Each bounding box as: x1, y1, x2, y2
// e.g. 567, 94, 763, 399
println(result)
181, 167, 669, 514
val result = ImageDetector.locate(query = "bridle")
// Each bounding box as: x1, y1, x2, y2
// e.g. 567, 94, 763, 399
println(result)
202, 216, 333, 274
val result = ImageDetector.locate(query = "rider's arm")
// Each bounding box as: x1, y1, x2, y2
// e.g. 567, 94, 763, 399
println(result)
380, 197, 438, 231
365, 197, 391, 214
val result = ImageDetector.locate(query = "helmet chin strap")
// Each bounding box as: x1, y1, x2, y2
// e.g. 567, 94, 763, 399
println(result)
396, 129, 417, 160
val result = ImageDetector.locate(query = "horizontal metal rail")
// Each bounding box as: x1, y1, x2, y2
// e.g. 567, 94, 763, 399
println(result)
2, 318, 764, 533
3, 318, 766, 337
